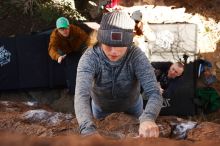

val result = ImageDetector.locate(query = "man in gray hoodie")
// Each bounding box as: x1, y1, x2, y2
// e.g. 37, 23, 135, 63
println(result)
74, 11, 163, 138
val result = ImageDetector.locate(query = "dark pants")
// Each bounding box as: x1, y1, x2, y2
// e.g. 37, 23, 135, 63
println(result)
63, 52, 82, 95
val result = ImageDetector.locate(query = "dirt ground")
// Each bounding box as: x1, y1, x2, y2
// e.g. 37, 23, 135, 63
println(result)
164, 0, 220, 21
0, 133, 219, 146
0, 100, 220, 145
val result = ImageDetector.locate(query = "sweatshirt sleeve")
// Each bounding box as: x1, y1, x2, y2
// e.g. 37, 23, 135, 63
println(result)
74, 49, 98, 135
132, 48, 163, 123
48, 30, 61, 61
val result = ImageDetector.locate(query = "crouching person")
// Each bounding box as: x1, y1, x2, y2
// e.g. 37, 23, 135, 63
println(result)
48, 17, 89, 95
74, 11, 163, 138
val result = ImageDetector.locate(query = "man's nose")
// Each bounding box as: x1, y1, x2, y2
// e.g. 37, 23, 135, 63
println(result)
110, 48, 117, 55
171, 70, 176, 74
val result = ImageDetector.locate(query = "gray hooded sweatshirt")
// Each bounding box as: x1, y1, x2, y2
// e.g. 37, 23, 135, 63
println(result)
74, 45, 163, 135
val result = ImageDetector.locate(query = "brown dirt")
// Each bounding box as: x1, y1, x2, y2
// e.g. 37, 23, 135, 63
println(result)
0, 132, 219, 146
0, 100, 220, 145
164, 0, 220, 21
187, 122, 220, 141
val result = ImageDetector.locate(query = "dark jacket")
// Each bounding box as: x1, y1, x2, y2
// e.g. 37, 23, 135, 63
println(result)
151, 62, 173, 90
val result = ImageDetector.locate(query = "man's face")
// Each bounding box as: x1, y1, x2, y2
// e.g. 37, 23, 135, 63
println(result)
204, 68, 212, 77
167, 63, 184, 79
58, 27, 70, 37
101, 44, 127, 62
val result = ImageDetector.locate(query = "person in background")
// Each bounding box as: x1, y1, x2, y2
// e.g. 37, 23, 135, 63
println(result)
99, 0, 129, 12
131, 10, 156, 58
151, 62, 184, 94
48, 17, 89, 95
104, 0, 120, 10
74, 11, 163, 138
195, 59, 220, 113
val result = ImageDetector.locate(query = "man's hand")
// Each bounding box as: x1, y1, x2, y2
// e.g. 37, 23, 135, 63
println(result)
159, 87, 164, 95
139, 121, 159, 138
57, 54, 66, 64
157, 82, 164, 95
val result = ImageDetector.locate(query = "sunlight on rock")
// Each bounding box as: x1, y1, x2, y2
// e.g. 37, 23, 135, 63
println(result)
21, 109, 73, 126
172, 121, 197, 139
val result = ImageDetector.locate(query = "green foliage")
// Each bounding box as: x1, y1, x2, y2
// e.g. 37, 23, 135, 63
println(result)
23, 0, 44, 15
1, 1, 20, 16
1, 0, 87, 24
36, 1, 86, 24
36, 1, 64, 25
1, 0, 44, 15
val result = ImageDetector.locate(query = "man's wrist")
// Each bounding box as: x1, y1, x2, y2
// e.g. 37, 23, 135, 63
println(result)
139, 113, 155, 123
80, 126, 97, 135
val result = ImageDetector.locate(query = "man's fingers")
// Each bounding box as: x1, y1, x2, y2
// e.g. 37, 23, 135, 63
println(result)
139, 121, 160, 138
150, 126, 159, 137
139, 125, 159, 138
155, 126, 159, 137
150, 129, 158, 137
63, 54, 67, 58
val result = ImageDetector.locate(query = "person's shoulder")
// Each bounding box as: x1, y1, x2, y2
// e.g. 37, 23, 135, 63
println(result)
80, 46, 101, 66
49, 29, 60, 41
127, 45, 149, 63
69, 24, 83, 31
69, 24, 88, 36
129, 45, 142, 53
83, 46, 101, 58
50, 28, 58, 36
69, 24, 76, 28
129, 45, 146, 57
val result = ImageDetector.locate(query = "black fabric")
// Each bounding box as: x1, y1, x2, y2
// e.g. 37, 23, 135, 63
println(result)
16, 35, 49, 88
159, 63, 196, 116
0, 37, 19, 90
48, 59, 66, 88
151, 62, 173, 90
63, 52, 82, 94
0, 34, 68, 90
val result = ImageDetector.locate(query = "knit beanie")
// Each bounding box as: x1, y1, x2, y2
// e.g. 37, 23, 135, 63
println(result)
131, 10, 142, 22
97, 11, 135, 47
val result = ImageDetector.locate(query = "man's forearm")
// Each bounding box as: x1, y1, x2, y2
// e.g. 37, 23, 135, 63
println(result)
139, 93, 163, 123
74, 94, 96, 135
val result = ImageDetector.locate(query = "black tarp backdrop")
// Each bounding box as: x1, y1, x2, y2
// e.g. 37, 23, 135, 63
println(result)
0, 37, 19, 90
0, 34, 66, 90
16, 35, 50, 88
